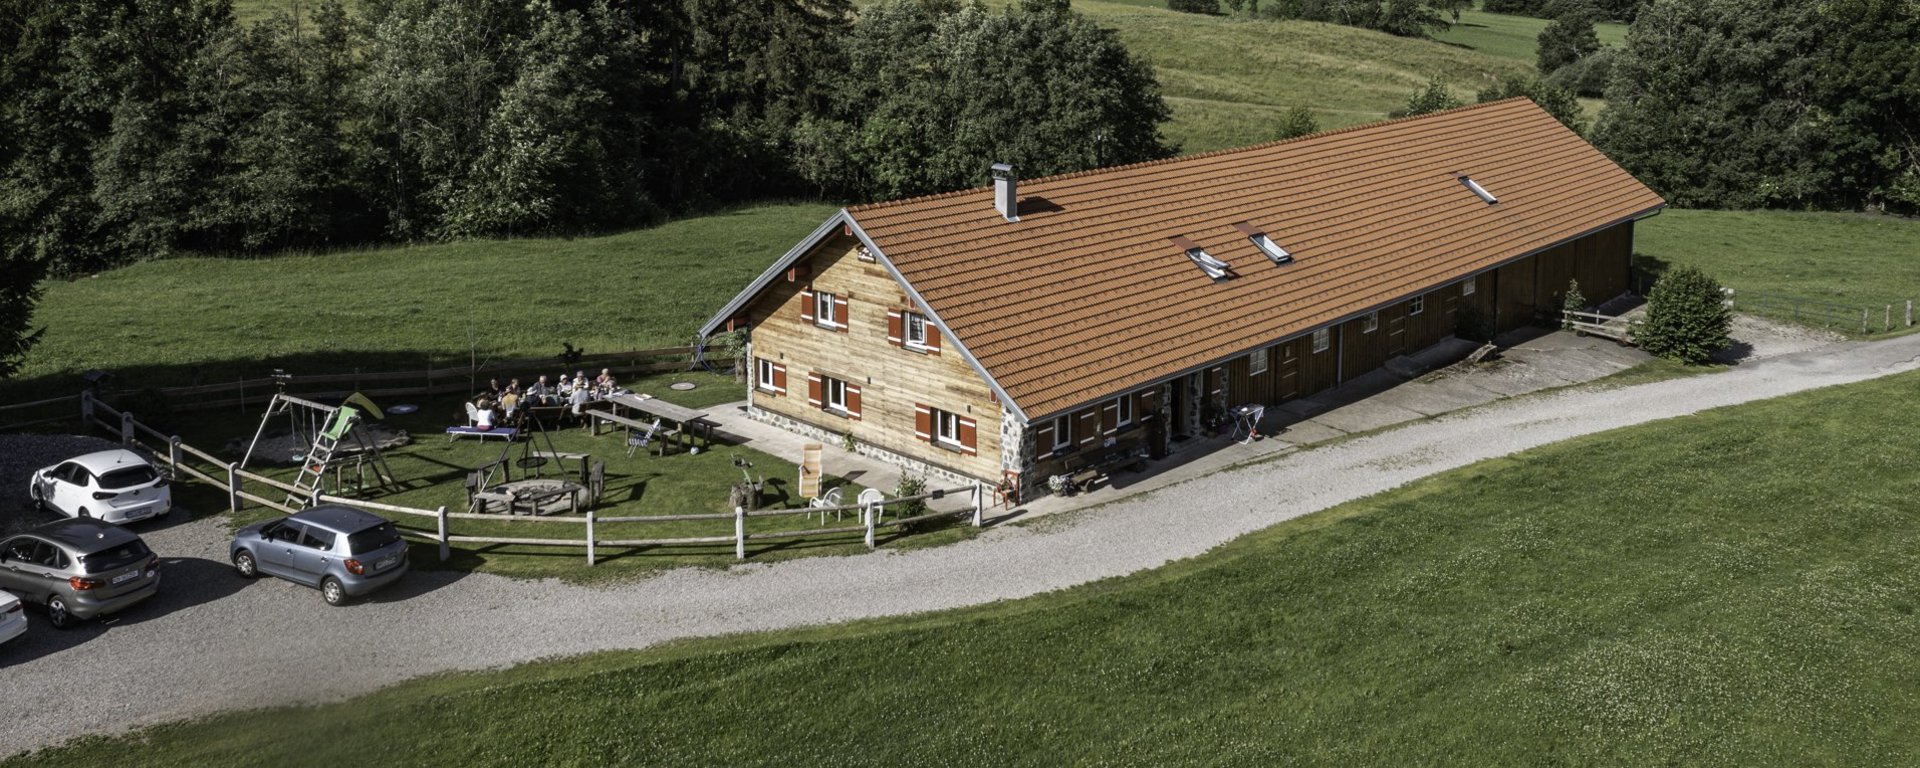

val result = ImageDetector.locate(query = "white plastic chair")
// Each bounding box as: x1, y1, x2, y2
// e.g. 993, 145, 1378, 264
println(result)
809, 486, 844, 523
857, 488, 887, 524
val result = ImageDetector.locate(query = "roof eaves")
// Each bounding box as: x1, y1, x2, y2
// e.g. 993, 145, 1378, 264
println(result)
698, 210, 853, 338
842, 212, 1032, 424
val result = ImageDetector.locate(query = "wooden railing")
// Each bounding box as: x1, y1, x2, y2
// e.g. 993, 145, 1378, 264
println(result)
78, 392, 981, 567
1563, 309, 1635, 344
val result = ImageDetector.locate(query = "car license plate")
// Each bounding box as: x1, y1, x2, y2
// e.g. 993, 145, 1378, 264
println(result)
376, 556, 397, 571
111, 570, 139, 586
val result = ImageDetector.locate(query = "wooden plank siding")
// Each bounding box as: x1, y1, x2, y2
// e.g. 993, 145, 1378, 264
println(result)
1493, 223, 1633, 332
743, 234, 1004, 482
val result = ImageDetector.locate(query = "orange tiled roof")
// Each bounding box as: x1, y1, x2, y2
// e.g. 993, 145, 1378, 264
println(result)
847, 98, 1665, 420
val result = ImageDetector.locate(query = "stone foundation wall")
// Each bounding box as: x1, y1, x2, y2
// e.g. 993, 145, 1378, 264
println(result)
747, 405, 978, 489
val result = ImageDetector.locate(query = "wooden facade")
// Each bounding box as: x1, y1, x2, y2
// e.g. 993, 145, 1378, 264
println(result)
741, 234, 1005, 482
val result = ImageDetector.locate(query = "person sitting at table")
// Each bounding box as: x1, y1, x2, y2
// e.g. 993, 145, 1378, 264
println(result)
506, 378, 522, 396
567, 385, 593, 419
473, 395, 497, 431
555, 373, 574, 397
594, 368, 616, 394
572, 372, 590, 395
500, 390, 520, 416
484, 378, 503, 399
527, 375, 553, 404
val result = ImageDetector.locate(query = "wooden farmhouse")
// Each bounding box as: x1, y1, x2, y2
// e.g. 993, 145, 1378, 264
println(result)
701, 99, 1666, 498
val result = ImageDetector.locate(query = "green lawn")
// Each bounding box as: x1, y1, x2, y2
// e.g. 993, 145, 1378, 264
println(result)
1636, 209, 1920, 335
3, 203, 836, 401
16, 369, 1920, 766
1023, 0, 1530, 153
1431, 5, 1629, 64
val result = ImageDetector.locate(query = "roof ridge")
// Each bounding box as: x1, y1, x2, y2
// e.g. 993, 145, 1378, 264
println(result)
846, 97, 1535, 214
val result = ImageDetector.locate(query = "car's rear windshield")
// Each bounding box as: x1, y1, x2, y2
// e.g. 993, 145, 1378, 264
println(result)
97, 465, 159, 490
346, 522, 403, 554
79, 540, 151, 573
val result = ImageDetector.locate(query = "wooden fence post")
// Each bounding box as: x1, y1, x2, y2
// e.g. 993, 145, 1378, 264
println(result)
226, 461, 241, 513
735, 506, 746, 560
168, 437, 182, 479
80, 391, 94, 423
436, 505, 450, 562
120, 412, 134, 445
586, 511, 597, 566
1908, 300, 1914, 327
1887, 305, 1893, 332
1862, 308, 1870, 333
864, 506, 876, 550
972, 480, 984, 527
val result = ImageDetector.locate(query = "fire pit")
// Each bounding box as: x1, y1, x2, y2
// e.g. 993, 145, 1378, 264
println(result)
471, 478, 586, 516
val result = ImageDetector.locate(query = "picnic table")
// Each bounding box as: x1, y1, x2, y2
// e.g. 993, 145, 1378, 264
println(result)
595, 393, 716, 453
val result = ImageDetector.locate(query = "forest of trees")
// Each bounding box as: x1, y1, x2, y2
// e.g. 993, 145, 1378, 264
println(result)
0, 0, 1168, 276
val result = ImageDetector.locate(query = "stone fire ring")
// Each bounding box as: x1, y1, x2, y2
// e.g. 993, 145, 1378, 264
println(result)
480, 478, 586, 516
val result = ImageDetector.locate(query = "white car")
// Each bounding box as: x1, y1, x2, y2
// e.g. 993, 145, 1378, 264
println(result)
27, 449, 172, 524
0, 590, 25, 646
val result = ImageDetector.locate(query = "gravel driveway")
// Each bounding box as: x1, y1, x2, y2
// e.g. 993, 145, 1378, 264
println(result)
5, 333, 1920, 757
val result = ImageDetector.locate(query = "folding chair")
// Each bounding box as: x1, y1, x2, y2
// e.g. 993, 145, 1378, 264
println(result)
626, 418, 663, 458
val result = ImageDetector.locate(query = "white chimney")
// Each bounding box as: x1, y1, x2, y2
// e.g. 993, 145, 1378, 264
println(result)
991, 163, 1018, 222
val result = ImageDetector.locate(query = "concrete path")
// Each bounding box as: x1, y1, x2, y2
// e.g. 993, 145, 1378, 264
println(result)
6, 332, 1920, 757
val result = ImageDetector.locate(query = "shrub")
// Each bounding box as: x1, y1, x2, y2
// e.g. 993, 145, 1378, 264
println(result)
1271, 106, 1320, 141
1390, 76, 1460, 118
1560, 279, 1587, 330
1637, 266, 1731, 365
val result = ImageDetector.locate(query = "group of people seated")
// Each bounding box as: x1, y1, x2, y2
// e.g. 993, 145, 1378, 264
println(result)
467, 369, 623, 430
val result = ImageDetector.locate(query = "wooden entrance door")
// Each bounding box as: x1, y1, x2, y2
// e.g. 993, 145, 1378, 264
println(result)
1277, 340, 1301, 401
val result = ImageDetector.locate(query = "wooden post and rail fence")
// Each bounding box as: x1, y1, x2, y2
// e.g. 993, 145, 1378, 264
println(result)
70, 391, 983, 567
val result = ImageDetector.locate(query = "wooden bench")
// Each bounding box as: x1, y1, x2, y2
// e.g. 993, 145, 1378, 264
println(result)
589, 411, 680, 455
1059, 440, 1148, 494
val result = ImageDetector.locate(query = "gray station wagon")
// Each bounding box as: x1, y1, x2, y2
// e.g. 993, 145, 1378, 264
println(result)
0, 518, 161, 628
230, 506, 409, 606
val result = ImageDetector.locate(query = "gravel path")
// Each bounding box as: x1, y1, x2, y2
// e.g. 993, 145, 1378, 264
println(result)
5, 334, 1920, 757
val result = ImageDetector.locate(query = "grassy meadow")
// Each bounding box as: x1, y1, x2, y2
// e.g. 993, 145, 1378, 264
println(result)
1431, 5, 1629, 63
3, 203, 836, 400
1636, 209, 1920, 335
16, 368, 1920, 766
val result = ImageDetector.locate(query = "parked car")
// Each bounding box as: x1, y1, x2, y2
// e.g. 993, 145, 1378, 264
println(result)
230, 506, 409, 606
27, 449, 171, 524
0, 589, 26, 645
0, 519, 161, 629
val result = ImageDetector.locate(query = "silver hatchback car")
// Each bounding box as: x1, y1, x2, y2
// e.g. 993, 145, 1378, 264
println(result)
230, 506, 409, 606
0, 518, 161, 628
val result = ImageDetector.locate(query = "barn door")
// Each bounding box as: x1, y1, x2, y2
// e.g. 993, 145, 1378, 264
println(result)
1277, 341, 1300, 401
1386, 307, 1408, 357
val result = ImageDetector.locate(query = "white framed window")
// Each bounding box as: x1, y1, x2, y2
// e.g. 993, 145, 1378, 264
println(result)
1111, 395, 1134, 428
756, 358, 776, 393
1051, 415, 1072, 453
904, 312, 929, 349
1461, 279, 1476, 297
934, 410, 962, 447
1362, 312, 1379, 333
1409, 295, 1425, 316
1248, 348, 1269, 376
815, 290, 839, 329
1312, 328, 1331, 353
825, 376, 848, 412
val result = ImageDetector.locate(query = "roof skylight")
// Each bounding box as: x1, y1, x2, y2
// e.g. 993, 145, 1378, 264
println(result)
1249, 233, 1291, 263
1233, 222, 1292, 264
1187, 248, 1230, 280
1460, 175, 1499, 205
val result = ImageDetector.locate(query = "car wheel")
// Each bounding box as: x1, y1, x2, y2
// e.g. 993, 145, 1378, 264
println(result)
233, 550, 258, 579
321, 577, 347, 607
46, 595, 73, 629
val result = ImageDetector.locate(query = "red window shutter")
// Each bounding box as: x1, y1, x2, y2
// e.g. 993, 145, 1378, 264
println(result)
958, 417, 978, 455
914, 405, 932, 441
1034, 423, 1054, 456
846, 385, 862, 419
772, 364, 787, 394
886, 310, 903, 345
1077, 410, 1099, 445
807, 373, 822, 407
834, 296, 850, 333
800, 288, 815, 323
925, 323, 941, 355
